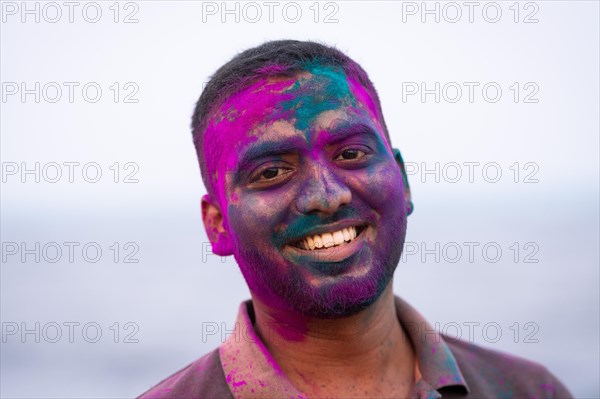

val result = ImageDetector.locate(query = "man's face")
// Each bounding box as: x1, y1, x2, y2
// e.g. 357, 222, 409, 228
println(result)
203, 66, 408, 318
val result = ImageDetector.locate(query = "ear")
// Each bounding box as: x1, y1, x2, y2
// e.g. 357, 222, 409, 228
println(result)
393, 148, 414, 216
201, 194, 234, 256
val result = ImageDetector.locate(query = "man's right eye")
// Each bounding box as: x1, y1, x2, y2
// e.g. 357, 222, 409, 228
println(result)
259, 167, 282, 180
249, 166, 294, 186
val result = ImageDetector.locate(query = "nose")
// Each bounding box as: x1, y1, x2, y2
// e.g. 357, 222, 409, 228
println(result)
295, 163, 352, 215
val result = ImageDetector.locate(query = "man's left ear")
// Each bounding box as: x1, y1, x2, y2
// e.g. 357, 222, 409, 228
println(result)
393, 148, 414, 216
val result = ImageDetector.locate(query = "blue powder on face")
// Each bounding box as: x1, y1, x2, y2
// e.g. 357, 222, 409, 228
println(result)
279, 64, 357, 132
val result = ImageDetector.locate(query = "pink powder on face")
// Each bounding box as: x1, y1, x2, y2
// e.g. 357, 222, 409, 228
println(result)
202, 76, 297, 213
346, 75, 392, 153
202, 69, 391, 217
201, 67, 405, 328
438, 375, 450, 385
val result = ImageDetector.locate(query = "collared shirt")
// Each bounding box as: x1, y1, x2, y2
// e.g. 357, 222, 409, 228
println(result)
139, 297, 573, 399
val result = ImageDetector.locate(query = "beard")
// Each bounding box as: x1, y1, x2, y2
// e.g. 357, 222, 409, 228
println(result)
233, 211, 406, 319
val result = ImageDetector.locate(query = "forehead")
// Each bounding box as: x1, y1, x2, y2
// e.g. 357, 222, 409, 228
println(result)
202, 66, 387, 178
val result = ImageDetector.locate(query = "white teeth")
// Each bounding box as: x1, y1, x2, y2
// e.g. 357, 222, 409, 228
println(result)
322, 233, 335, 248
342, 228, 350, 241
333, 231, 344, 245
296, 226, 362, 251
314, 236, 323, 248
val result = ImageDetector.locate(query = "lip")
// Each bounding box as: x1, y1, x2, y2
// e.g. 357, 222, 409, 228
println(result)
284, 225, 369, 263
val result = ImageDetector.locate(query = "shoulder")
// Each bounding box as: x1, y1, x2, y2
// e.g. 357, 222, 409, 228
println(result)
137, 348, 233, 399
443, 335, 573, 398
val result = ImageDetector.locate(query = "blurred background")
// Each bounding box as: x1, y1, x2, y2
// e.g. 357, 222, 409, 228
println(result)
1, 1, 598, 398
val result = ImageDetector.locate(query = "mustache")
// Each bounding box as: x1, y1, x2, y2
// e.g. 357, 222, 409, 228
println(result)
273, 207, 369, 247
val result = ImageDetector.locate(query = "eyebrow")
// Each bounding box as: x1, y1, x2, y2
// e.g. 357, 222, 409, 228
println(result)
237, 138, 304, 170
323, 123, 380, 145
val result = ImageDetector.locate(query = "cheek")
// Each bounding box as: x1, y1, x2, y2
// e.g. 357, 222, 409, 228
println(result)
350, 162, 405, 211
227, 193, 289, 244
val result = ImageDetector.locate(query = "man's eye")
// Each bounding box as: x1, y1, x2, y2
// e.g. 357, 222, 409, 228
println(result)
260, 167, 281, 180
254, 167, 290, 182
335, 149, 366, 161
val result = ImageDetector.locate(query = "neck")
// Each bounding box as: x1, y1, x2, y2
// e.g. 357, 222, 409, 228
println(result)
251, 283, 418, 397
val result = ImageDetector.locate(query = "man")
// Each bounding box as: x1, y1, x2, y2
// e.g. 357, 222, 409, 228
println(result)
139, 40, 572, 398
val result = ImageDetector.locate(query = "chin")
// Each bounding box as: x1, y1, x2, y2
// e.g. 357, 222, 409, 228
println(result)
297, 228, 405, 318
284, 248, 400, 319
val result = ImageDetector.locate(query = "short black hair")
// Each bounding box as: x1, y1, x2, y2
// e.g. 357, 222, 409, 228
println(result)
191, 39, 390, 193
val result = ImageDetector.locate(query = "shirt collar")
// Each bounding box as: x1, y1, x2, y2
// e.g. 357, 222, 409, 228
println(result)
394, 296, 470, 397
220, 296, 469, 399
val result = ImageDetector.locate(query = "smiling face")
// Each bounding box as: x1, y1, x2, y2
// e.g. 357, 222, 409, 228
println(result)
201, 65, 409, 318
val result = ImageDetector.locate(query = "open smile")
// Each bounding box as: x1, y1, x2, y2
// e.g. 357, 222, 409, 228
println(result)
291, 225, 367, 250
284, 224, 369, 263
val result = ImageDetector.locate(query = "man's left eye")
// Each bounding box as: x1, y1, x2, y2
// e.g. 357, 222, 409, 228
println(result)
335, 149, 366, 161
